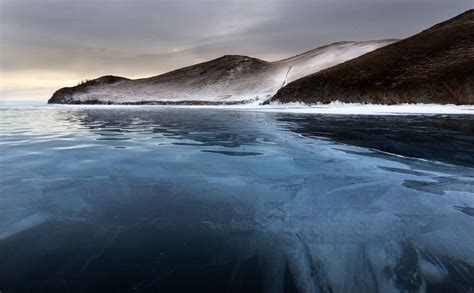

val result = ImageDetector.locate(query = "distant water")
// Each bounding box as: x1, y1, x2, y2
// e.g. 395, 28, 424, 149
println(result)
1, 105, 473, 292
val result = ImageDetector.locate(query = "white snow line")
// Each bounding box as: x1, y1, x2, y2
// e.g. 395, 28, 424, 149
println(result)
47, 103, 474, 115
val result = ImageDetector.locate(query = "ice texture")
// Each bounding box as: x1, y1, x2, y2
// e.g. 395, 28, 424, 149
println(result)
0, 106, 473, 292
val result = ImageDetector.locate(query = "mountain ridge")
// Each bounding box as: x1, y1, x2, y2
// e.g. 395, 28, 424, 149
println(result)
48, 40, 395, 105
268, 10, 474, 105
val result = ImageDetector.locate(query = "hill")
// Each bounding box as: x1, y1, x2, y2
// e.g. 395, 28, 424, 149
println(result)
268, 10, 474, 105
48, 41, 394, 105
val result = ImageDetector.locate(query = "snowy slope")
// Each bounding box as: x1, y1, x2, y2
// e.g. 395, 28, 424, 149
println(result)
49, 40, 395, 105
269, 10, 474, 105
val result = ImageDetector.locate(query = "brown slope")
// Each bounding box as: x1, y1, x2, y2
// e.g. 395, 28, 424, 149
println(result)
48, 40, 394, 105
269, 10, 474, 105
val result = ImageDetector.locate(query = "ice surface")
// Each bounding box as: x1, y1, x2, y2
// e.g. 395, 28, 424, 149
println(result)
259, 102, 474, 115
0, 106, 473, 292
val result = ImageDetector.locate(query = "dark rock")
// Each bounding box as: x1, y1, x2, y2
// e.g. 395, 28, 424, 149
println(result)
268, 10, 474, 105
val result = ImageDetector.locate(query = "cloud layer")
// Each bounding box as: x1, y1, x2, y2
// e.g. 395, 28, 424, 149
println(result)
1, 0, 472, 100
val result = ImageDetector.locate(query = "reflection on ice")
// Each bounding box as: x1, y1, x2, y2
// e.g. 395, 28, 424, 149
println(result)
0, 107, 473, 292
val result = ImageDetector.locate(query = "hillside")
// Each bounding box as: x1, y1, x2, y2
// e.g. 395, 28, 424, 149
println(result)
48, 41, 394, 105
268, 10, 474, 105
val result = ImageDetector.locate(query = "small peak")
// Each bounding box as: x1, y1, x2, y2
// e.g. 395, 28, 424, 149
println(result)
219, 55, 249, 60
95, 75, 130, 83
213, 55, 267, 65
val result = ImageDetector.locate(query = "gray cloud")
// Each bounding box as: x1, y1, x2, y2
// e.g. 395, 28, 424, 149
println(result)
0, 0, 472, 99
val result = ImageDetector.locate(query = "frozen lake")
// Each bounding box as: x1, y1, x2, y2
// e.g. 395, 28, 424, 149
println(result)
1, 106, 473, 292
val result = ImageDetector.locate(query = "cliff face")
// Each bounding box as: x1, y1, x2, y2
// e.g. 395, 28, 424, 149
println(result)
48, 41, 394, 105
269, 10, 474, 105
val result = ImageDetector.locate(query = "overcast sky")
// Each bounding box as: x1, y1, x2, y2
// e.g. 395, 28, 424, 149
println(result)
0, 0, 472, 100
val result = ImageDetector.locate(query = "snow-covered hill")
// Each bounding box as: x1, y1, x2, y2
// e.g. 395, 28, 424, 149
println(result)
49, 40, 395, 105
269, 10, 474, 105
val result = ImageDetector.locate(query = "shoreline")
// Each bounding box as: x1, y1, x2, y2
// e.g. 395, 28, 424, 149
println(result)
52, 102, 474, 115
2, 101, 474, 115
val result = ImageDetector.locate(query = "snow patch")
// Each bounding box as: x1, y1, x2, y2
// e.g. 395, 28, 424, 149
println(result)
257, 102, 474, 115
50, 102, 474, 115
